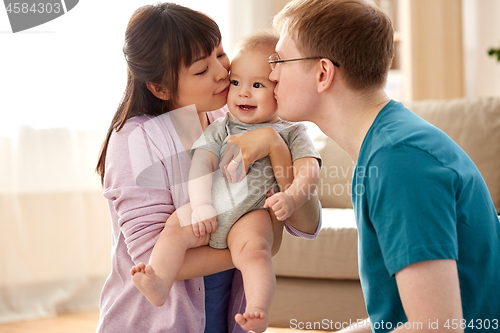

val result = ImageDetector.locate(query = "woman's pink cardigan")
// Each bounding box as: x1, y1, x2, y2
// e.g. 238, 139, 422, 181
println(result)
96, 107, 321, 332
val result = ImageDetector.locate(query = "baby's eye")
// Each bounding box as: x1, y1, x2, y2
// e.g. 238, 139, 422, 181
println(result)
253, 82, 264, 88
231, 80, 240, 86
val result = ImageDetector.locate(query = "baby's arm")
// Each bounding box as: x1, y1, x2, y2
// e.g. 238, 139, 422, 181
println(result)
264, 157, 320, 221
188, 148, 219, 237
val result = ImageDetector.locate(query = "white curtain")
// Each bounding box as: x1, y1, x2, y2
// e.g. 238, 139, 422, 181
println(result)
0, 128, 110, 322
0, 0, 281, 324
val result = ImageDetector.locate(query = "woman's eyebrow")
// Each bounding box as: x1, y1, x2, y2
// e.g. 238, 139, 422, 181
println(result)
192, 55, 209, 63
192, 43, 221, 64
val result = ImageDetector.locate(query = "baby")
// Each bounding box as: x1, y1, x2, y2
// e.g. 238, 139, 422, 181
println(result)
131, 31, 321, 333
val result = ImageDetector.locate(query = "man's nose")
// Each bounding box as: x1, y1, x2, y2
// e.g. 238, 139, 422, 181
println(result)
269, 66, 279, 82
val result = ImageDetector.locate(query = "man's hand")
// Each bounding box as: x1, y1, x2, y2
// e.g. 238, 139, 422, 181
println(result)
191, 204, 218, 237
219, 128, 281, 183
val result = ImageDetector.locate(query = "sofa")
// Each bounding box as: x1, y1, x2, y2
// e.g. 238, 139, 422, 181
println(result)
268, 97, 500, 330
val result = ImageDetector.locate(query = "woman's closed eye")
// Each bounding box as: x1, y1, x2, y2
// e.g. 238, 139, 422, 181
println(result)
195, 67, 208, 75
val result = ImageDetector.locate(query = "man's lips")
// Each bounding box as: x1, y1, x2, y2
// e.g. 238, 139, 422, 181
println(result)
214, 84, 230, 95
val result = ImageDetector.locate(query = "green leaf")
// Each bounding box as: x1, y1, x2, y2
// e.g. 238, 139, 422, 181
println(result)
488, 46, 500, 62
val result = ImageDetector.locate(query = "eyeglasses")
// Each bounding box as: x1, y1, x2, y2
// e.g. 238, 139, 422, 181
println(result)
268, 53, 340, 70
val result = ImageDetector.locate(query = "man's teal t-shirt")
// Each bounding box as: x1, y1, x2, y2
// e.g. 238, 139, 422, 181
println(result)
352, 100, 500, 332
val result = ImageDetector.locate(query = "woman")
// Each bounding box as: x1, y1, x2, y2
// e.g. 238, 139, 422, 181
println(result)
95, 3, 321, 332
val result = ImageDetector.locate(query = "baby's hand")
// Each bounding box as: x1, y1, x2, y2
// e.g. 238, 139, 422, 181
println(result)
264, 192, 295, 221
191, 204, 218, 237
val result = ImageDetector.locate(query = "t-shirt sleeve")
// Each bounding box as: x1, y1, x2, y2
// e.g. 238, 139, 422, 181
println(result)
367, 145, 459, 276
287, 123, 322, 168
191, 118, 225, 158
284, 200, 323, 239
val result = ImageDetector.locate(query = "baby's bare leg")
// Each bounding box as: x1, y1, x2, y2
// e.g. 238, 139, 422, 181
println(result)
227, 209, 275, 333
130, 203, 209, 306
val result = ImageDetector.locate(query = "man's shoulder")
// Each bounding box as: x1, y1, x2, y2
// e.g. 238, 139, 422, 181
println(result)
365, 101, 458, 163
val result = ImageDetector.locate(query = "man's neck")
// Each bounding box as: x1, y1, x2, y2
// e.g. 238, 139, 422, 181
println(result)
315, 87, 390, 164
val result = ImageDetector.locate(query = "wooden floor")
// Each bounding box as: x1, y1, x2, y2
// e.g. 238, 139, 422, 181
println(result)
0, 310, 100, 333
0, 309, 325, 333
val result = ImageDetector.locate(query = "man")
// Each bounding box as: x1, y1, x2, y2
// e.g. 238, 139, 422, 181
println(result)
269, 0, 500, 332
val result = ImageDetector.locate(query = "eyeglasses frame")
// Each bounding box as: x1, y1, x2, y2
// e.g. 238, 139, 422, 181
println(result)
268, 53, 340, 70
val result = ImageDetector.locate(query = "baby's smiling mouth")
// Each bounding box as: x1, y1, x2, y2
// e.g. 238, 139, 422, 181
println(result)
238, 104, 256, 111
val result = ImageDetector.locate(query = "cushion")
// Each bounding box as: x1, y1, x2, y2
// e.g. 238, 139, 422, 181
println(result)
313, 134, 354, 209
269, 277, 367, 328
273, 208, 359, 280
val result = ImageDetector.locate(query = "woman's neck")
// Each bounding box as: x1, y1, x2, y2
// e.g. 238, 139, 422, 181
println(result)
198, 112, 210, 131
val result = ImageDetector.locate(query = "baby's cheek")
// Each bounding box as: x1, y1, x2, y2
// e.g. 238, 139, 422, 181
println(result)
227, 86, 237, 104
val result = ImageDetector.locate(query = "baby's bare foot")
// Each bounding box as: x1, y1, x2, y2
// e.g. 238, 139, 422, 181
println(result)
130, 263, 169, 307
235, 308, 268, 333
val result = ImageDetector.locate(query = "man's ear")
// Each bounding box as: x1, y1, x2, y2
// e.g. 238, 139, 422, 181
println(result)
317, 59, 336, 93
146, 82, 171, 100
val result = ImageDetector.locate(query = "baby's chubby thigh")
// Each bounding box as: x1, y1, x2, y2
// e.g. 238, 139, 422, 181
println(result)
227, 209, 274, 260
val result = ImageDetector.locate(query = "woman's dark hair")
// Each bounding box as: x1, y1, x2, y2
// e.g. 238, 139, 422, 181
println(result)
96, 2, 222, 184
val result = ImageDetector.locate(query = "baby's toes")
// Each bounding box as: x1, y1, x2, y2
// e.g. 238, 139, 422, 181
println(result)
235, 313, 246, 325
243, 312, 255, 319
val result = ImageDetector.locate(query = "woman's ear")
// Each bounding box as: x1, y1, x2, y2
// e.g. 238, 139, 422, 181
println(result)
317, 59, 336, 93
146, 82, 171, 100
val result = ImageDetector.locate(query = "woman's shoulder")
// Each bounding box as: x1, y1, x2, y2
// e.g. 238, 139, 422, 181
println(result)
113, 114, 176, 140
108, 115, 153, 141
104, 113, 179, 189
120, 114, 155, 132
106, 115, 152, 158
108, 113, 179, 161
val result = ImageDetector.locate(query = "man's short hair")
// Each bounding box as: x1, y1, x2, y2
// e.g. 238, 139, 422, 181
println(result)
274, 0, 394, 91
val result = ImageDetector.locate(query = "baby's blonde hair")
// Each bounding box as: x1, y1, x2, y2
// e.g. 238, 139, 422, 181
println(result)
234, 30, 279, 58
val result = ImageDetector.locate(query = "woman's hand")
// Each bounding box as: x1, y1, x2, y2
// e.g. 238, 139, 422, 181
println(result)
219, 127, 281, 183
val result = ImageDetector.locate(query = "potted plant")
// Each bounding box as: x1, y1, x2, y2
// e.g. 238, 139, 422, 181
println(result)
489, 45, 500, 62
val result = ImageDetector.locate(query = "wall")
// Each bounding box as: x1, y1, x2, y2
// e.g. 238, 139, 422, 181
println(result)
463, 0, 500, 98
226, 0, 277, 58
